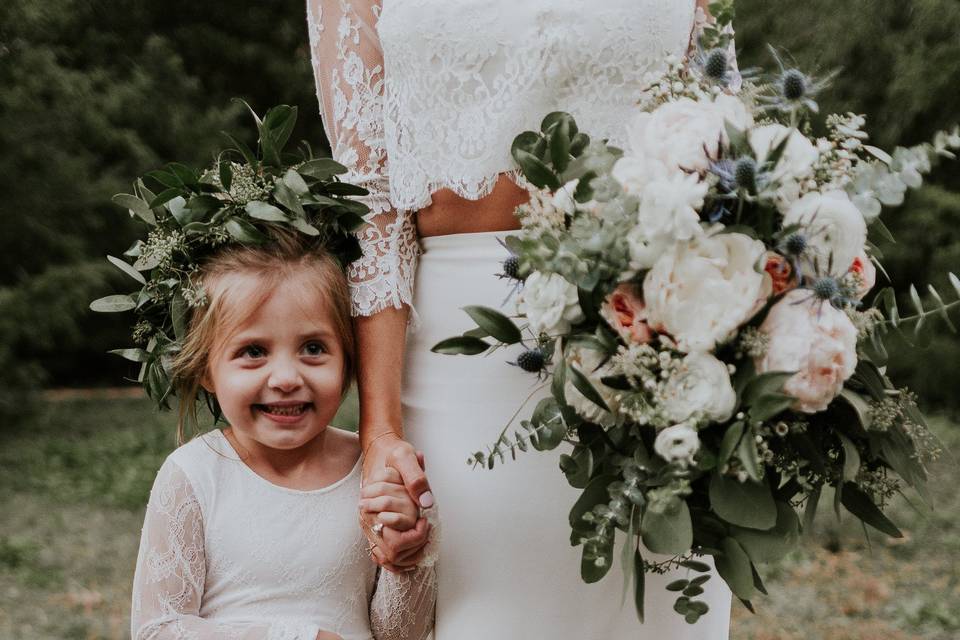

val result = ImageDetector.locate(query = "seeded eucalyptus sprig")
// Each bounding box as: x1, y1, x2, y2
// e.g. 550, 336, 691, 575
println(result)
91, 101, 367, 410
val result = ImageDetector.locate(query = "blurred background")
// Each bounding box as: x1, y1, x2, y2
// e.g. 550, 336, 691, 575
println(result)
1, 0, 958, 638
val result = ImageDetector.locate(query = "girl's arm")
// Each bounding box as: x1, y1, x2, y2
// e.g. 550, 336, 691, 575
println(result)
130, 460, 327, 640
368, 564, 438, 640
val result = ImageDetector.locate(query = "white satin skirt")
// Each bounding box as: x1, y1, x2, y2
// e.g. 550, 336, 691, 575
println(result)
403, 230, 731, 639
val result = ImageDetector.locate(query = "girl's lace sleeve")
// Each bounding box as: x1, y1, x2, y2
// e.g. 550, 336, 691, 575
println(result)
307, 0, 419, 320
368, 508, 440, 640
130, 460, 322, 640
691, 0, 742, 92
368, 566, 438, 640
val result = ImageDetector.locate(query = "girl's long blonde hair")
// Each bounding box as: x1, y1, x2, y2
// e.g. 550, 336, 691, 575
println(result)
170, 231, 355, 445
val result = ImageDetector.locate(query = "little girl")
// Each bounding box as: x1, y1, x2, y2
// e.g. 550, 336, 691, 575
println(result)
130, 232, 436, 640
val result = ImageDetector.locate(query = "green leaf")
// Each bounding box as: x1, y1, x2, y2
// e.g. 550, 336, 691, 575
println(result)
837, 433, 861, 483
741, 371, 795, 407
737, 430, 763, 483
802, 486, 821, 535
560, 446, 593, 489
106, 255, 146, 284
245, 201, 289, 222
289, 217, 321, 236
513, 148, 561, 190
219, 160, 233, 193
171, 292, 189, 341
621, 505, 638, 607
90, 295, 136, 313
282, 168, 311, 196
108, 348, 149, 363
298, 158, 348, 180
568, 362, 611, 413
112, 193, 157, 226
149, 187, 185, 209
718, 421, 745, 468
221, 132, 259, 169
840, 482, 903, 538
462, 305, 522, 344
273, 180, 306, 217
569, 475, 616, 532
731, 501, 800, 563
709, 472, 777, 530
530, 397, 565, 451
838, 388, 874, 431
430, 336, 491, 355
715, 537, 755, 600
750, 392, 795, 422
263, 104, 297, 154
641, 500, 693, 555
633, 550, 646, 623
550, 116, 571, 174
224, 218, 269, 243
551, 358, 568, 405
581, 544, 613, 584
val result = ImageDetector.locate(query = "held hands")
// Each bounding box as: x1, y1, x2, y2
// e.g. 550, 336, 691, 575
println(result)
360, 436, 434, 573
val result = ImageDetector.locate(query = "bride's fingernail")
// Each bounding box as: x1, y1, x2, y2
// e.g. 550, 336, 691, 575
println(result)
419, 491, 434, 508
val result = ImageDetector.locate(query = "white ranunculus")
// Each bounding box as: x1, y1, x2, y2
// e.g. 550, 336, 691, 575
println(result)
749, 124, 819, 182
662, 352, 737, 424
756, 289, 858, 413
518, 271, 585, 337
643, 232, 772, 353
783, 190, 867, 277
626, 94, 753, 173
654, 423, 701, 466
564, 346, 620, 426
626, 170, 709, 270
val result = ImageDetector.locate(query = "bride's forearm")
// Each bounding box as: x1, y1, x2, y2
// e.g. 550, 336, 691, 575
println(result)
354, 306, 410, 449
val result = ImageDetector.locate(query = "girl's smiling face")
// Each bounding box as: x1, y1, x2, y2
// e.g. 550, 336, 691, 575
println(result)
204, 272, 347, 453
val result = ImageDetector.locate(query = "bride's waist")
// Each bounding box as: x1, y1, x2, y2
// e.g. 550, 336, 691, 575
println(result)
416, 173, 527, 238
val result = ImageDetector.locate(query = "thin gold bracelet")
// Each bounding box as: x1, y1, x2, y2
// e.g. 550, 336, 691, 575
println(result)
362, 431, 402, 459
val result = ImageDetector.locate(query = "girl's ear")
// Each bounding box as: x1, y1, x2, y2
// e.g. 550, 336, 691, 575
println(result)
200, 368, 215, 395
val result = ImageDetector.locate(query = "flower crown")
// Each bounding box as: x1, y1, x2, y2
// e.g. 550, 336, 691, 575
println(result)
91, 102, 366, 410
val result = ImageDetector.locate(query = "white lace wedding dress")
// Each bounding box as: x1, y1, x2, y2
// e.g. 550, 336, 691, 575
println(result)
130, 429, 436, 640
307, 1, 735, 637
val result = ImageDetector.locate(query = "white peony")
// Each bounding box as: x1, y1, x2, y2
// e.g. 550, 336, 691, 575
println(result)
643, 232, 772, 353
654, 423, 701, 466
662, 352, 737, 424
626, 94, 753, 174
783, 190, 867, 277
756, 289, 858, 413
611, 154, 669, 198
749, 124, 819, 182
626, 170, 709, 270
518, 272, 585, 337
564, 346, 620, 426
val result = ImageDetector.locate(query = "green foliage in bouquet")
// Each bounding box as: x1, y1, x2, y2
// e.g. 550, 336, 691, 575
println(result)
432, 2, 960, 625
90, 102, 366, 412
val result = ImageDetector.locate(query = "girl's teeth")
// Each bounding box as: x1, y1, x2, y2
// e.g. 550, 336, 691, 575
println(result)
263, 404, 307, 416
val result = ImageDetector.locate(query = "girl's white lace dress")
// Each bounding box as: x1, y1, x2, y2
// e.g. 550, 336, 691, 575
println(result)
130, 429, 436, 640
307, 1, 734, 637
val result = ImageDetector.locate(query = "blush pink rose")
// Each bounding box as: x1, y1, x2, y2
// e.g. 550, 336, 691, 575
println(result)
764, 251, 797, 296
756, 289, 858, 413
601, 284, 654, 344
848, 252, 877, 299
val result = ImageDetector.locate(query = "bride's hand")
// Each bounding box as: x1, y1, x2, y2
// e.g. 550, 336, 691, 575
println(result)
360, 435, 433, 572
361, 466, 420, 531
315, 631, 343, 640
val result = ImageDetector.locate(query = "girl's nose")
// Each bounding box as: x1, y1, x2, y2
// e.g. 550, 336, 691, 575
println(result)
267, 357, 304, 392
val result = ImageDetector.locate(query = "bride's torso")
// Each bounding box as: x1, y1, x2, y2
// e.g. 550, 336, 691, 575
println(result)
374, 0, 697, 236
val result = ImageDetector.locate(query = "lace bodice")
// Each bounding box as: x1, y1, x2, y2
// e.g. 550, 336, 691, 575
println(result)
307, 0, 726, 318
130, 429, 436, 640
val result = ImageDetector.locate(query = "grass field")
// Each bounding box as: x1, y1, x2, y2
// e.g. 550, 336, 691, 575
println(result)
0, 395, 957, 639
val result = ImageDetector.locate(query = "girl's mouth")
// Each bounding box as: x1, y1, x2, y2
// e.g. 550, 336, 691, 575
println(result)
254, 403, 313, 420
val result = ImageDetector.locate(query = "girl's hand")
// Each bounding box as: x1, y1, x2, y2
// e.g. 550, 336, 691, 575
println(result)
363, 434, 434, 509
360, 466, 419, 530
315, 631, 343, 640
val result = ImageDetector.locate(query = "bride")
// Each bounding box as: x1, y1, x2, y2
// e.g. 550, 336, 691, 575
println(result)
307, 1, 735, 637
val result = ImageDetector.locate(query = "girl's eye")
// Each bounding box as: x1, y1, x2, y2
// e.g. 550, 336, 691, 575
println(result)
303, 341, 327, 356
240, 345, 266, 359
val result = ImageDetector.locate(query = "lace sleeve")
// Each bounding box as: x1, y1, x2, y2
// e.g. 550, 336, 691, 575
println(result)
130, 460, 322, 640
691, 0, 742, 92
307, 0, 420, 320
368, 508, 440, 640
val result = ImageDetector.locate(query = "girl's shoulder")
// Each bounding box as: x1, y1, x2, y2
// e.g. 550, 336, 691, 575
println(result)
326, 426, 362, 475
158, 429, 235, 492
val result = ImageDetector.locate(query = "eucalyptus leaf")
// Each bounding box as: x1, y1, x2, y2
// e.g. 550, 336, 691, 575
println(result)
283, 168, 311, 196
431, 336, 490, 355
462, 306, 522, 344
246, 201, 289, 222
718, 421, 745, 469
569, 363, 611, 413
569, 475, 617, 532
171, 292, 189, 341
107, 255, 146, 284
709, 472, 777, 530
289, 217, 321, 236
298, 158, 348, 180
108, 348, 149, 363
641, 500, 693, 555
714, 537, 755, 600
633, 550, 645, 622
273, 181, 306, 217
90, 295, 136, 313
730, 501, 799, 563
225, 218, 269, 244
112, 193, 157, 226
530, 397, 565, 451
514, 149, 561, 190
840, 482, 903, 538
837, 432, 861, 483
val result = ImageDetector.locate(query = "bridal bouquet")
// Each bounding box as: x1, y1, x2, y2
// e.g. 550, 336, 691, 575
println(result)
433, 3, 960, 624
